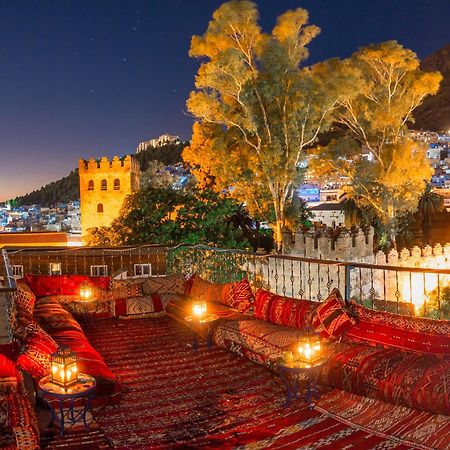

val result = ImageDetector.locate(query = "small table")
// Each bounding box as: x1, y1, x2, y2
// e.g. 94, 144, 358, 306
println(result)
184, 314, 219, 351
39, 373, 96, 437
277, 358, 326, 409
70, 299, 104, 324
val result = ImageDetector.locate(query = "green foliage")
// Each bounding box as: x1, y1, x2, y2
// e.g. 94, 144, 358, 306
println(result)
311, 41, 441, 246
135, 141, 188, 171
140, 160, 179, 189
284, 192, 313, 232
418, 285, 450, 320
184, 1, 346, 250
15, 142, 187, 207
16, 170, 80, 205
167, 245, 254, 283
85, 185, 250, 249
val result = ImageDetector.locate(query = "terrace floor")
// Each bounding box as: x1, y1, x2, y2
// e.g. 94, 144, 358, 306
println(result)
40, 316, 450, 449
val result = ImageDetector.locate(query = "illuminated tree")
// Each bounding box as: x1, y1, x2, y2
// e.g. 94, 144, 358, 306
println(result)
311, 41, 442, 246
185, 1, 345, 250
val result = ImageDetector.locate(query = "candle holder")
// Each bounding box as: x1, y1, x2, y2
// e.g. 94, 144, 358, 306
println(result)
192, 298, 207, 320
79, 281, 94, 301
50, 346, 78, 388
295, 328, 322, 366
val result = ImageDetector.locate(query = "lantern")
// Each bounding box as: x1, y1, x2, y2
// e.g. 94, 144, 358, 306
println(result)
296, 329, 322, 366
79, 281, 93, 301
192, 299, 207, 320
51, 346, 78, 388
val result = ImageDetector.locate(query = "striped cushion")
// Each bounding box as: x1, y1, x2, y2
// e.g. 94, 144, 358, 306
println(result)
312, 289, 356, 338
254, 289, 318, 329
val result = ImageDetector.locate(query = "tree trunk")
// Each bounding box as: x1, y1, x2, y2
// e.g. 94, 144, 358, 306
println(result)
386, 203, 396, 248
273, 196, 285, 253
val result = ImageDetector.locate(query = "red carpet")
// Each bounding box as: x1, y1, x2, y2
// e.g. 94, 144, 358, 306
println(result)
58, 316, 444, 450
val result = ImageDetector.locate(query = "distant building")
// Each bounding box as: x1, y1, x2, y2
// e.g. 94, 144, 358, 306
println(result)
298, 184, 320, 203
78, 155, 140, 241
310, 202, 345, 228
136, 134, 180, 153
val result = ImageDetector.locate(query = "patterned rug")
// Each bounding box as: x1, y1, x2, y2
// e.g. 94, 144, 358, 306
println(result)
39, 316, 445, 450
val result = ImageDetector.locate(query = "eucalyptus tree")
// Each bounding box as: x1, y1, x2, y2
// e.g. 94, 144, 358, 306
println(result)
184, 1, 346, 250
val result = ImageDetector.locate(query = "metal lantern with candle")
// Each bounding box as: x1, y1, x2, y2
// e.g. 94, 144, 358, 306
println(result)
51, 346, 78, 388
79, 281, 94, 301
192, 298, 207, 320
295, 328, 323, 367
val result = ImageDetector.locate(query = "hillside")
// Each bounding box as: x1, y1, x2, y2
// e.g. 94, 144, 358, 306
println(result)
16, 170, 80, 205
413, 44, 450, 132
15, 141, 187, 206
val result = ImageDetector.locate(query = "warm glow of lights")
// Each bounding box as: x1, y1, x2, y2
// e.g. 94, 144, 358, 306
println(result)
400, 273, 438, 312
296, 330, 322, 365
51, 346, 78, 387
192, 300, 207, 319
79, 281, 93, 301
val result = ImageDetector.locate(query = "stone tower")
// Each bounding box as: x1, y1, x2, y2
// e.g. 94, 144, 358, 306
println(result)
78, 155, 140, 240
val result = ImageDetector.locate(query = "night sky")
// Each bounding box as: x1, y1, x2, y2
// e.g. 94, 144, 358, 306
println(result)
0, 0, 448, 201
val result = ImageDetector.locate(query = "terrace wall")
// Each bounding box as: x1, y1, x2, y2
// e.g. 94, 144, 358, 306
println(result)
282, 227, 450, 308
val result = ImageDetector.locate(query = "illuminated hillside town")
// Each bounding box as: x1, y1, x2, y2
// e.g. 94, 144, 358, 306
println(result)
0, 1, 449, 449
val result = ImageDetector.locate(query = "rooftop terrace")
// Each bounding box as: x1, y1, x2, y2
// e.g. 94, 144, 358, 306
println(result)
41, 316, 450, 449
1, 246, 449, 449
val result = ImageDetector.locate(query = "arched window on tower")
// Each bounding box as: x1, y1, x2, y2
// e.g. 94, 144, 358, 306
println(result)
97, 203, 104, 213
101, 179, 107, 190
88, 180, 94, 190
114, 179, 120, 190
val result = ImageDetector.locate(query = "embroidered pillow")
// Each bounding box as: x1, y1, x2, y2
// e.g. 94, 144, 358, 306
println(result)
106, 281, 143, 301
10, 283, 36, 339
346, 302, 450, 356
227, 279, 255, 312
17, 323, 58, 379
254, 289, 318, 328
312, 289, 356, 338
188, 276, 225, 303
142, 274, 186, 296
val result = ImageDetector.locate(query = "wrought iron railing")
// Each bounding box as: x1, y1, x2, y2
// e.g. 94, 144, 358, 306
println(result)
167, 245, 450, 320
3, 244, 450, 319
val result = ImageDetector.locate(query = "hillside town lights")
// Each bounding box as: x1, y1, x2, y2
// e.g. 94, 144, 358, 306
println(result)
296, 329, 322, 366
192, 299, 207, 320
79, 281, 93, 301
51, 346, 78, 388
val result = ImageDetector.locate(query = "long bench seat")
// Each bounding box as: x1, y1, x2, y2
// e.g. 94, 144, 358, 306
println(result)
162, 274, 450, 416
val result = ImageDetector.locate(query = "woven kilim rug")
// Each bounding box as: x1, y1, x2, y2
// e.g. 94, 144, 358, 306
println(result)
42, 316, 449, 449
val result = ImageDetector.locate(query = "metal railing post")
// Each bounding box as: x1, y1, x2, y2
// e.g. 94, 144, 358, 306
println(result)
344, 264, 352, 305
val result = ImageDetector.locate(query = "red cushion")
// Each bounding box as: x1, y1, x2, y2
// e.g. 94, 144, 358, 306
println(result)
0, 354, 17, 379
312, 289, 356, 338
227, 278, 255, 312
254, 289, 318, 329
50, 330, 117, 384
17, 323, 58, 379
0, 341, 20, 361
320, 340, 450, 415
346, 302, 450, 355
34, 301, 83, 334
25, 274, 110, 297
189, 276, 231, 303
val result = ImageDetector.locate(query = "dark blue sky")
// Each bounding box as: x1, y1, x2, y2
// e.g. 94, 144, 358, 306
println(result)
0, 0, 449, 200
